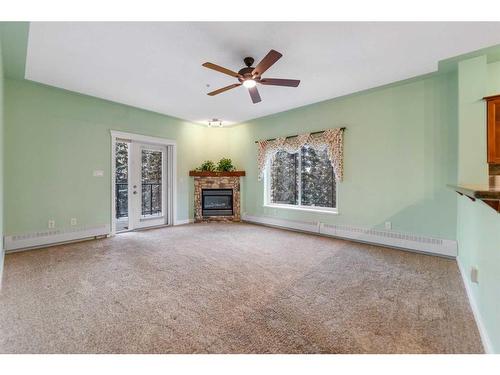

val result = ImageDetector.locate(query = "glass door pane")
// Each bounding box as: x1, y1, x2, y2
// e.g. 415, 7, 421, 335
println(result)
115, 141, 129, 232
141, 149, 163, 218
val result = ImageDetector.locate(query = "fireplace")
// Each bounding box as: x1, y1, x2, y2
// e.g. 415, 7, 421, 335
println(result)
202, 189, 233, 216
190, 171, 244, 222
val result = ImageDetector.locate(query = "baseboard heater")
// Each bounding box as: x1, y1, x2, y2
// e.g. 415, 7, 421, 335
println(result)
4, 224, 110, 253
242, 214, 457, 258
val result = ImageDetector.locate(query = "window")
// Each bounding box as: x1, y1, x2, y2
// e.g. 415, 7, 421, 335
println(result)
266, 146, 336, 211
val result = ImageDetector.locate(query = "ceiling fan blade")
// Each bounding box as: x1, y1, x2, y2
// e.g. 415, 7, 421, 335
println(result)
259, 78, 301, 87
248, 86, 261, 104
202, 62, 241, 78
207, 83, 242, 96
252, 50, 282, 77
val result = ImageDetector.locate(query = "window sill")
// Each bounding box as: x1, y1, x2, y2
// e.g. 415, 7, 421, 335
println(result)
263, 204, 338, 215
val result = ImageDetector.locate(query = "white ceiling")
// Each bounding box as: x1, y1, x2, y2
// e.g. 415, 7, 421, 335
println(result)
26, 22, 500, 125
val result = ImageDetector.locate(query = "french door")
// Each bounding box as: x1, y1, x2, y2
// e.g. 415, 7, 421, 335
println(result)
114, 135, 172, 232
129, 142, 168, 229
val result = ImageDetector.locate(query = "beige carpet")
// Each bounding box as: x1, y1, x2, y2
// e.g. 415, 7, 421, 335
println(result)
0, 222, 482, 353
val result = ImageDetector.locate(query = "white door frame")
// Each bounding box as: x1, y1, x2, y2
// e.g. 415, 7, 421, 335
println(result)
110, 130, 177, 235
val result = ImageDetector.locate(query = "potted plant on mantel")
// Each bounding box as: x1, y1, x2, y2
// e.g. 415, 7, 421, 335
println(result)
189, 158, 246, 177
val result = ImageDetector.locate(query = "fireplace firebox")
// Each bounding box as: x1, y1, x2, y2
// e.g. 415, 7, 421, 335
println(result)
202, 189, 233, 216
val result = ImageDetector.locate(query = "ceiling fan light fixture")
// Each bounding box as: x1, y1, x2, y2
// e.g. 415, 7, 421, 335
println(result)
243, 79, 256, 88
202, 50, 299, 104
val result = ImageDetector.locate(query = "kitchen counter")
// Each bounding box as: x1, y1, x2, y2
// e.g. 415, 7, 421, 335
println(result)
448, 184, 500, 212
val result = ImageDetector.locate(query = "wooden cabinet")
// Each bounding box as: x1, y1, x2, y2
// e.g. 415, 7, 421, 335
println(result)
485, 95, 500, 164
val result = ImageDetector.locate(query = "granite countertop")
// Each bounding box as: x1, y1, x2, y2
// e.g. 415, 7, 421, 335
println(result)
447, 184, 500, 200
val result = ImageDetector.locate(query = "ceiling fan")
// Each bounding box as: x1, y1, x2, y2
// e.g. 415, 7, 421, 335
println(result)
202, 49, 300, 104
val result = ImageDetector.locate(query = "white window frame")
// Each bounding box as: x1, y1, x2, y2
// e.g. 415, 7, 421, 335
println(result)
263, 148, 339, 215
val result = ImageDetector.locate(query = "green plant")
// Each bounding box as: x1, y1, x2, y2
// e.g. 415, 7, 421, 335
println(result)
197, 160, 216, 172
217, 158, 235, 172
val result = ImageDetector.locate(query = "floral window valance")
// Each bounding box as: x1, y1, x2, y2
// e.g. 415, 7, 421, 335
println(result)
257, 128, 344, 182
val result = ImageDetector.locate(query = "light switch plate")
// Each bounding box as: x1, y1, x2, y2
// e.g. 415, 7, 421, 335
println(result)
385, 221, 392, 230
93, 170, 104, 177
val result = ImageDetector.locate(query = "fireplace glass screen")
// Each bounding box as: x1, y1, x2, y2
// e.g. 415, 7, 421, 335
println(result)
202, 189, 233, 216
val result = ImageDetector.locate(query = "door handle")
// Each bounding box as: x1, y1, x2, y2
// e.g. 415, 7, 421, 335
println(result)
133, 191, 137, 195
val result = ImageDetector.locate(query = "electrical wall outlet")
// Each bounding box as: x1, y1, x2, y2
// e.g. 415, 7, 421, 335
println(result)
71, 218, 77, 226
471, 266, 479, 284
385, 221, 392, 230
93, 170, 104, 177
48, 220, 55, 229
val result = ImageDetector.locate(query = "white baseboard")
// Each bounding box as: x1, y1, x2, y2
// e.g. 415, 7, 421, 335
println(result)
4, 224, 110, 253
457, 258, 494, 354
242, 214, 320, 233
320, 222, 457, 257
174, 219, 194, 225
242, 214, 457, 258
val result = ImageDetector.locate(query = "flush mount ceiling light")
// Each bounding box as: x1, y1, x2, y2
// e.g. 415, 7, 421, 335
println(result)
202, 50, 301, 104
208, 118, 223, 128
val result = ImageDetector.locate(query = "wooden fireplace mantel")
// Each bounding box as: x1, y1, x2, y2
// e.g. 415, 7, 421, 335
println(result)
189, 171, 246, 177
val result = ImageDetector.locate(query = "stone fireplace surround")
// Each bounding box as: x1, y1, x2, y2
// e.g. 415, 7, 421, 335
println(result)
190, 171, 245, 222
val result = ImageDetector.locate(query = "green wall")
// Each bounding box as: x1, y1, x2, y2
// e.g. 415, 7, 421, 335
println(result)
0, 22, 29, 80
0, 36, 4, 281
229, 73, 459, 240
487, 61, 500, 94
456, 55, 500, 353
457, 197, 500, 353
4, 79, 227, 235
458, 56, 489, 185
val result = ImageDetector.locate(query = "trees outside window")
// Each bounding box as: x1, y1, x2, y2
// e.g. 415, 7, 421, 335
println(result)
115, 142, 128, 218
115, 144, 163, 218
141, 150, 162, 216
269, 151, 298, 205
269, 146, 336, 209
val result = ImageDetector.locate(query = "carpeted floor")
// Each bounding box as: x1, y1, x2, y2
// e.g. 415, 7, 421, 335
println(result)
0, 222, 482, 353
